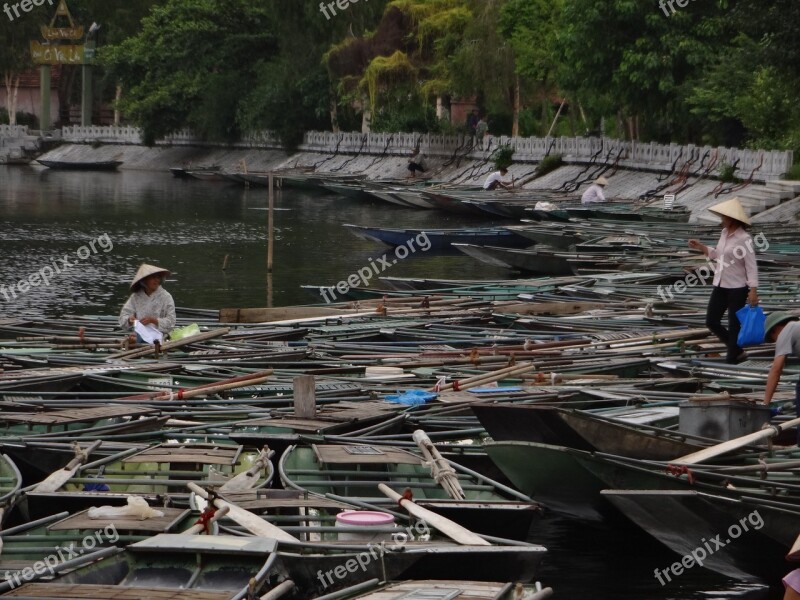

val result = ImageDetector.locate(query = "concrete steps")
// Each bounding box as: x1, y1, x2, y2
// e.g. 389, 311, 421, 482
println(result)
736, 181, 800, 215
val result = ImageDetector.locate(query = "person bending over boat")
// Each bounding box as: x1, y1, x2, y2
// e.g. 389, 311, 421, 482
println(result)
688, 198, 759, 364
762, 311, 800, 443
119, 263, 176, 337
580, 176, 608, 204
407, 147, 426, 179
483, 167, 513, 191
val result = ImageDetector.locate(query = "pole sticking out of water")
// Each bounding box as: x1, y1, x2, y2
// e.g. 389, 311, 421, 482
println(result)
267, 173, 274, 273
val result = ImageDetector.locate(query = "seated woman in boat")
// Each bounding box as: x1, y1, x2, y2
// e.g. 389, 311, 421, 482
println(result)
119, 263, 176, 337
580, 176, 608, 204
688, 198, 759, 364
483, 167, 513, 191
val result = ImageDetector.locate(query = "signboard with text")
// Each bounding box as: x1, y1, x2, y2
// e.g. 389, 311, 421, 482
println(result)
40, 25, 83, 40
30, 41, 85, 65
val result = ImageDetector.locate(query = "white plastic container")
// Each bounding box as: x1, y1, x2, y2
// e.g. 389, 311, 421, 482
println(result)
335, 510, 396, 542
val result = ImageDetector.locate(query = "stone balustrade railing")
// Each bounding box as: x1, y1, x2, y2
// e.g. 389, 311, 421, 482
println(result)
56, 126, 794, 181
0, 125, 29, 137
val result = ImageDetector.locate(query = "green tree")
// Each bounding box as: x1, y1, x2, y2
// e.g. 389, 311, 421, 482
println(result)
555, 0, 728, 141
103, 0, 276, 144
0, 3, 50, 125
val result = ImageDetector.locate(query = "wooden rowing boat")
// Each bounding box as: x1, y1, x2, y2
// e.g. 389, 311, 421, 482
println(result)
279, 443, 541, 539
23, 442, 274, 518
37, 159, 123, 171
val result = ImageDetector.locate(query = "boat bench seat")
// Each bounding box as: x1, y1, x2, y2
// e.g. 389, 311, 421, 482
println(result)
4, 583, 232, 599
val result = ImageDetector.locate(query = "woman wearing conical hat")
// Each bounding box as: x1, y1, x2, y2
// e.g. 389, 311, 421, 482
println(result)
118, 263, 176, 335
688, 198, 759, 364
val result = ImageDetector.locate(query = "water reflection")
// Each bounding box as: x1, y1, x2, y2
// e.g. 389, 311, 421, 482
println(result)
0, 166, 508, 318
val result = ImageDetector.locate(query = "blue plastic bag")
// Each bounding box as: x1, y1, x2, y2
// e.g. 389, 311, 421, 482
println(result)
384, 389, 437, 406
736, 305, 766, 347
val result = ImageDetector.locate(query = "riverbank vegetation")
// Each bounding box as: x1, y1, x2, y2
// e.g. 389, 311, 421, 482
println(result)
2, 0, 799, 155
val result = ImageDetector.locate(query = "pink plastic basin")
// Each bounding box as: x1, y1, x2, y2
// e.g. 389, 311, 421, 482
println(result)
336, 511, 395, 527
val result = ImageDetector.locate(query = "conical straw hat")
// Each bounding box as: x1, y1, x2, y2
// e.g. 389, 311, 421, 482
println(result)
130, 263, 170, 291
595, 176, 608, 186
708, 198, 750, 225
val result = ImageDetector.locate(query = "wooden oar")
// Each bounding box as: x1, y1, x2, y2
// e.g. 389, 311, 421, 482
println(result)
377, 483, 489, 546
118, 369, 273, 402
32, 440, 102, 493
260, 581, 296, 600
674, 417, 800, 465
187, 482, 297, 542
218, 448, 273, 492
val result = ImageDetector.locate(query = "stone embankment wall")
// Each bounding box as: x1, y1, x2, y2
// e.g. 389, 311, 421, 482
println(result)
19, 125, 800, 223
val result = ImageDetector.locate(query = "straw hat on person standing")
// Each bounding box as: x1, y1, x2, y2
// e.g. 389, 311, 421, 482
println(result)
707, 197, 751, 226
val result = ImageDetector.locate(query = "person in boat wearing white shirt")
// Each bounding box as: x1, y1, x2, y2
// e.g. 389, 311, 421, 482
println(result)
762, 312, 800, 445
483, 168, 513, 191
688, 198, 759, 364
119, 263, 177, 337
580, 176, 608, 204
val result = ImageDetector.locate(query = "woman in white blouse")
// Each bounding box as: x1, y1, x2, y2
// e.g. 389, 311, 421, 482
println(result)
119, 263, 176, 337
688, 198, 759, 364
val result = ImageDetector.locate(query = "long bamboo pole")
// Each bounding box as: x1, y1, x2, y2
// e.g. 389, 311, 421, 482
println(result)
268, 173, 274, 273
117, 369, 273, 402
107, 328, 230, 360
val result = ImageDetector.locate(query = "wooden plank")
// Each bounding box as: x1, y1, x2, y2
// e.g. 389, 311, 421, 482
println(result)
48, 507, 189, 532
293, 375, 316, 419
313, 445, 422, 466
239, 417, 343, 430
220, 491, 352, 511
5, 584, 231, 599
356, 580, 510, 600
0, 405, 157, 424
124, 444, 241, 465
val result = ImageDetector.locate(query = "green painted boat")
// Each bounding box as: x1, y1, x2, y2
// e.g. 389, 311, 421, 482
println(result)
0, 506, 215, 587
279, 443, 541, 539
23, 443, 274, 519
483, 440, 611, 521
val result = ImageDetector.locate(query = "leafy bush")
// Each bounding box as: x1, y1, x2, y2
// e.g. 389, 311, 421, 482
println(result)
785, 162, 800, 181
493, 145, 514, 170
718, 162, 740, 183
535, 153, 563, 178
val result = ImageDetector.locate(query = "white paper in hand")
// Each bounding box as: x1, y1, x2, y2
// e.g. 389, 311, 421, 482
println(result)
134, 320, 164, 344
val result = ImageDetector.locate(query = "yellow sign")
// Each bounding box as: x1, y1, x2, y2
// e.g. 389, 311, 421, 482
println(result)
30, 41, 85, 65
40, 25, 83, 40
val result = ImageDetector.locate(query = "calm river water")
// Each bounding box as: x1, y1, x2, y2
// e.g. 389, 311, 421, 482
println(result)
0, 166, 777, 598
